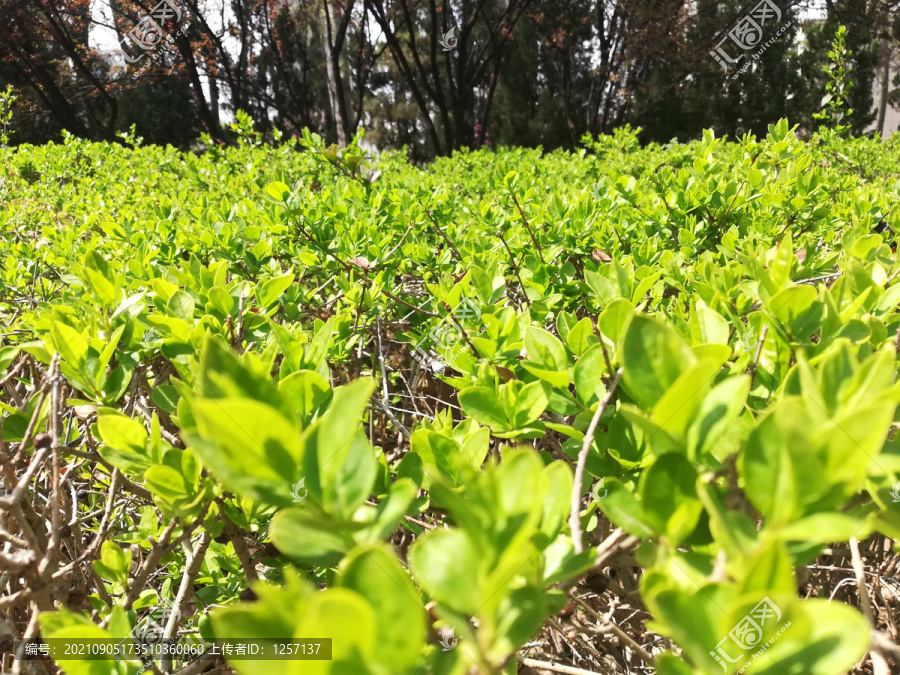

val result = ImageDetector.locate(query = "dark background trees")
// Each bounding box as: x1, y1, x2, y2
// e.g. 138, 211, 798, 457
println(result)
0, 0, 898, 156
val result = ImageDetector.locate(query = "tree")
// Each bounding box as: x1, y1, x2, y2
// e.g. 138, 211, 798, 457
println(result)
365, 0, 529, 154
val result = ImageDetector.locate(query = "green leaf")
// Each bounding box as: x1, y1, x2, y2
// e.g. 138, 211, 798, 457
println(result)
539, 461, 574, 542
300, 378, 377, 517
598, 298, 634, 347
687, 375, 750, 461
584, 269, 618, 307
83, 249, 118, 307
655, 653, 693, 675
189, 397, 302, 506
650, 357, 726, 439
542, 536, 596, 585
43, 624, 123, 673
639, 453, 702, 545
644, 582, 733, 672
211, 571, 312, 675
740, 399, 811, 526
151, 385, 180, 414
522, 326, 569, 388
620, 315, 696, 409
564, 317, 597, 356
270, 508, 359, 566
493, 586, 546, 658
97, 410, 147, 452
291, 589, 376, 674
167, 290, 195, 322
689, 301, 729, 345
459, 386, 509, 431
97, 410, 155, 476
409, 529, 485, 615
369, 478, 418, 540
329, 431, 378, 519
735, 539, 796, 597
208, 286, 235, 315
751, 600, 868, 674
338, 546, 425, 669
197, 336, 295, 421
767, 285, 819, 337
278, 370, 331, 422
257, 273, 295, 309
267, 181, 291, 201
92, 541, 131, 586
144, 457, 207, 518
49, 321, 88, 368
574, 343, 607, 405
511, 380, 551, 428
411, 429, 465, 486
597, 478, 655, 539
0, 346, 17, 377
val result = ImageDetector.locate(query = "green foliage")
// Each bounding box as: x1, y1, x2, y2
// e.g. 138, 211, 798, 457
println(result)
0, 84, 16, 147
1, 122, 899, 674
814, 25, 856, 136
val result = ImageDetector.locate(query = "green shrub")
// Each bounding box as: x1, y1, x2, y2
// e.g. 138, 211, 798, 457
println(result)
1, 119, 899, 674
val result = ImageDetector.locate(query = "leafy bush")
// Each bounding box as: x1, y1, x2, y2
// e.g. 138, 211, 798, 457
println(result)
1, 119, 899, 674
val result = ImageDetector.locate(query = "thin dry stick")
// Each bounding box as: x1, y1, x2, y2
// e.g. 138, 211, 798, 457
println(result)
570, 368, 623, 555
895, 325, 900, 371
382, 289, 440, 317
0, 446, 50, 510
850, 537, 881, 672
235, 295, 246, 352
216, 498, 259, 584
426, 211, 464, 261
38, 362, 62, 577
371, 396, 411, 439
497, 232, 532, 310
569, 593, 655, 665
57, 469, 121, 571
870, 630, 900, 675
546, 615, 606, 663
440, 302, 480, 360
161, 531, 213, 672
591, 322, 615, 378
519, 656, 603, 675
850, 537, 874, 624
375, 316, 410, 439
0, 354, 28, 388
593, 529, 639, 570
12, 379, 51, 464
379, 223, 414, 263
557, 529, 636, 594
121, 518, 180, 611
749, 324, 769, 387
60, 447, 152, 501
173, 651, 224, 675
509, 193, 544, 263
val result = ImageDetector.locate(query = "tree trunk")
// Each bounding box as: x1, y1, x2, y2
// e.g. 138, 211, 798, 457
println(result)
875, 39, 891, 138
321, 0, 350, 146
